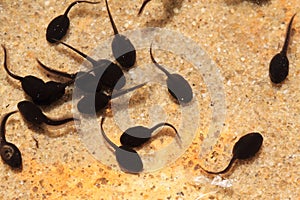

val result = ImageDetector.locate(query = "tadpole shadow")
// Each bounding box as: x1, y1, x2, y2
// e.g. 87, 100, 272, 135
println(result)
39, 92, 73, 112
70, 7, 101, 19
54, 46, 85, 65
144, 0, 184, 27
224, 0, 271, 5
5, 76, 22, 91
24, 119, 76, 138
130, 125, 180, 151
25, 122, 47, 135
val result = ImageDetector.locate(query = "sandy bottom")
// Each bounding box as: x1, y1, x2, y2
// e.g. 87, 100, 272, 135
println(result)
0, 0, 299, 199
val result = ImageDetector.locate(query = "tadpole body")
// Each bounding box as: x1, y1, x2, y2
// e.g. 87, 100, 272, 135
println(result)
269, 14, 297, 84
48, 40, 126, 91
17, 101, 76, 126
201, 132, 263, 174
100, 117, 143, 174
2, 45, 73, 105
0, 111, 22, 170
105, 0, 136, 69
150, 45, 193, 104
77, 83, 146, 114
46, 1, 100, 43
120, 122, 181, 148
138, 0, 152, 16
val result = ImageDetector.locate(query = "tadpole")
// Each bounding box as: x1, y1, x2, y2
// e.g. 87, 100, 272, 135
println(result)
105, 0, 136, 69
150, 44, 193, 103
200, 132, 263, 174
100, 117, 143, 174
17, 101, 77, 126
46, 1, 100, 43
77, 82, 146, 114
2, 45, 74, 105
269, 13, 297, 84
120, 122, 181, 148
48, 40, 126, 90
0, 111, 22, 170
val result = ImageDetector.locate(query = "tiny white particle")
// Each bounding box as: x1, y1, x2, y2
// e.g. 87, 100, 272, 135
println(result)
211, 175, 233, 188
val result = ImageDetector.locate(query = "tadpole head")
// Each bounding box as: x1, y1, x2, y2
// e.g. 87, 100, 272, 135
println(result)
166, 74, 193, 103
116, 145, 143, 174
46, 15, 70, 43
77, 95, 97, 115
77, 92, 110, 114
21, 76, 50, 103
0, 142, 22, 170
120, 126, 151, 148
75, 73, 102, 93
269, 53, 289, 84
17, 101, 46, 125
98, 62, 126, 90
41, 81, 67, 105
112, 35, 136, 69
233, 132, 263, 160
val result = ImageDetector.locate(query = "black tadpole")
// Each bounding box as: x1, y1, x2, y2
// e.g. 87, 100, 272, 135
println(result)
17, 101, 77, 126
150, 44, 193, 103
46, 1, 100, 43
0, 111, 22, 170
2, 45, 74, 105
77, 82, 146, 114
49, 39, 126, 90
105, 0, 136, 69
100, 117, 143, 174
120, 122, 181, 148
200, 132, 263, 174
269, 13, 297, 84
138, 0, 152, 16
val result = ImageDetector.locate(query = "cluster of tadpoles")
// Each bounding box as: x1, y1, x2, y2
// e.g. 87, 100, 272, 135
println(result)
0, 0, 192, 173
2, 0, 296, 175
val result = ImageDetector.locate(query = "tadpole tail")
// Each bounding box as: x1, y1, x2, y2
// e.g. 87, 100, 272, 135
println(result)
51, 39, 98, 66
105, 0, 119, 35
0, 111, 17, 142
36, 59, 76, 79
150, 122, 181, 143
100, 117, 118, 151
111, 82, 147, 99
137, 0, 151, 16
200, 157, 236, 175
281, 13, 297, 55
1, 45, 23, 81
64, 1, 100, 16
45, 117, 77, 126
150, 43, 171, 77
